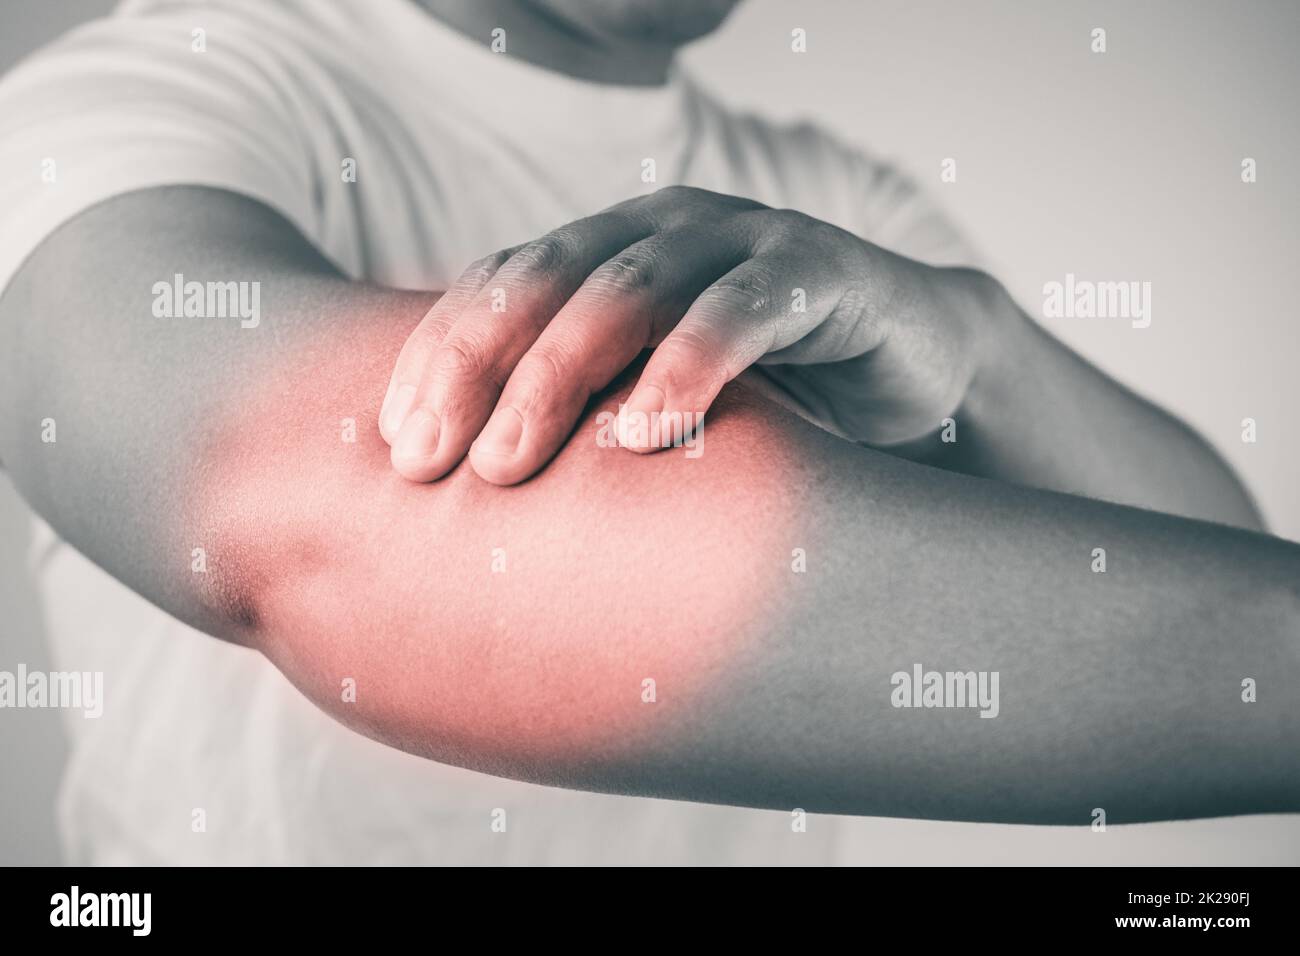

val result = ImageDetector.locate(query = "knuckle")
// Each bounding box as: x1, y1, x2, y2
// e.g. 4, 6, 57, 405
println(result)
828, 286, 873, 331
398, 325, 451, 378
593, 248, 658, 293
431, 336, 490, 383
717, 191, 767, 213
514, 346, 572, 396
432, 336, 512, 400
407, 318, 450, 355
707, 266, 775, 313
655, 183, 697, 203
761, 207, 813, 241
650, 185, 707, 225
462, 249, 512, 285
506, 231, 572, 276
655, 185, 762, 213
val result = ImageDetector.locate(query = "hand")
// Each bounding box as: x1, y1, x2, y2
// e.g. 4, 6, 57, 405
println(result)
378, 185, 1001, 484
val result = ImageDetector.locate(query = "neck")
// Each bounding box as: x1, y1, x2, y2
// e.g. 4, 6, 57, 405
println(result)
416, 0, 676, 86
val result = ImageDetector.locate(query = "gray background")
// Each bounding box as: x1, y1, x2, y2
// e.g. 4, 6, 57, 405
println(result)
2, 0, 1297, 864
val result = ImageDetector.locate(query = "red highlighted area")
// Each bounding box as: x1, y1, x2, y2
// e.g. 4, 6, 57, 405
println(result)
190, 313, 797, 773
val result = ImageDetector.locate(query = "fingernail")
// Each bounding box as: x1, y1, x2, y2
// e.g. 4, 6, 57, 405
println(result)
618, 385, 664, 449
475, 407, 524, 457
382, 383, 418, 437
393, 407, 440, 461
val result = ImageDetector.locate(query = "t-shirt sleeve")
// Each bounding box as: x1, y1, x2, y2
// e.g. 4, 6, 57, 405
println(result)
729, 110, 980, 270
806, 123, 980, 269
0, 8, 324, 294
845, 153, 981, 269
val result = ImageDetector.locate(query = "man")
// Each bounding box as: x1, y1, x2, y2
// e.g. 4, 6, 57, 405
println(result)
0, 0, 1295, 866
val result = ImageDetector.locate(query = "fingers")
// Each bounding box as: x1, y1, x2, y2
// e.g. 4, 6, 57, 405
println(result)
468, 227, 750, 485
378, 249, 513, 443
622, 253, 840, 452
387, 215, 652, 481
381, 187, 839, 483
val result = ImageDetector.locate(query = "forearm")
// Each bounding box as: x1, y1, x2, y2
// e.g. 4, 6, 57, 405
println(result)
910, 270, 1262, 529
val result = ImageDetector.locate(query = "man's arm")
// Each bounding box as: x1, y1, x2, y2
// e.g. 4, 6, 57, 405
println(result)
909, 273, 1265, 529
368, 186, 1261, 529
1, 186, 1296, 823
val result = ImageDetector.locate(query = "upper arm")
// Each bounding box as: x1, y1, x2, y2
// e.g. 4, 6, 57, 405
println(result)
0, 186, 418, 638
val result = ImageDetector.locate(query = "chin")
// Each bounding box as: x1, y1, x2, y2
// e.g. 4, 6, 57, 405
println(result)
543, 0, 743, 46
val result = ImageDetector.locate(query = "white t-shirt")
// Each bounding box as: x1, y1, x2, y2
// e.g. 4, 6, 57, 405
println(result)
0, 0, 972, 864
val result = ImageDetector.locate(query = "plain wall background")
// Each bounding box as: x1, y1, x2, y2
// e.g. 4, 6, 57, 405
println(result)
1, 0, 1296, 864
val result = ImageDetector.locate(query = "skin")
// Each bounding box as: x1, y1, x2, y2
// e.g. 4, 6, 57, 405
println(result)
381, 187, 1263, 530
1, 187, 1297, 822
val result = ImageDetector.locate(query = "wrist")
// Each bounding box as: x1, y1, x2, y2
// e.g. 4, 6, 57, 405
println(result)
906, 267, 1031, 474
943, 267, 1027, 426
